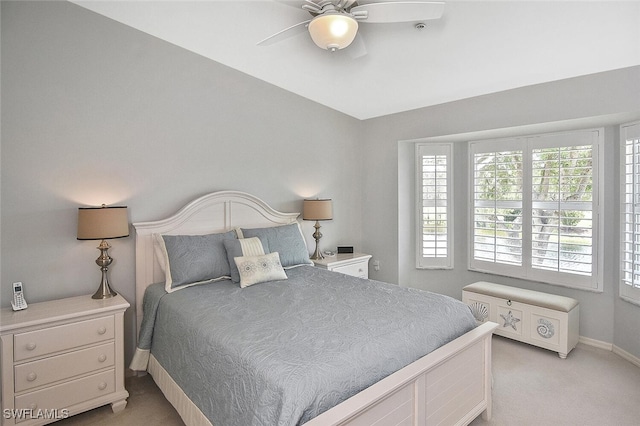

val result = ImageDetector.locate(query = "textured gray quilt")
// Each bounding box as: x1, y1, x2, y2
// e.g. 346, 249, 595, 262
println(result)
137, 266, 476, 426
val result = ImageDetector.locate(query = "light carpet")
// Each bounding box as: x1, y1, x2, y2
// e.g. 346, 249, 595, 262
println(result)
470, 336, 640, 426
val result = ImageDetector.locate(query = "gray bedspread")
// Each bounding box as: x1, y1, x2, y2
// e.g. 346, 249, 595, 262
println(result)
137, 265, 476, 426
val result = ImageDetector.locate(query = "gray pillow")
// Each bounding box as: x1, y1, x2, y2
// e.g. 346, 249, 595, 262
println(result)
223, 237, 268, 283
157, 230, 237, 292
240, 223, 313, 269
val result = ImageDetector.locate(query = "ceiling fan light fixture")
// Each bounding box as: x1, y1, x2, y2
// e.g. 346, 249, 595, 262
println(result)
308, 13, 358, 51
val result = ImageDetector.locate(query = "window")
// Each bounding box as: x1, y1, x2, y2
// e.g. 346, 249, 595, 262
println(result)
620, 121, 640, 305
470, 129, 602, 291
472, 147, 523, 268
415, 143, 453, 269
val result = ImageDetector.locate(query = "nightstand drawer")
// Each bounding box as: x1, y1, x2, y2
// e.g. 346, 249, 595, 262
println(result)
15, 342, 115, 392
332, 262, 368, 278
14, 370, 115, 416
313, 253, 371, 279
14, 316, 114, 362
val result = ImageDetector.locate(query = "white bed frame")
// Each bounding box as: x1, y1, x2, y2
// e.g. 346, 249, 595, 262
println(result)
133, 190, 498, 426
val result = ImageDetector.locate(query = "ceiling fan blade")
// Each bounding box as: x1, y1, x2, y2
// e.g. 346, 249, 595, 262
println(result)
347, 33, 367, 59
302, 0, 322, 14
257, 20, 311, 46
273, 0, 307, 9
350, 1, 445, 23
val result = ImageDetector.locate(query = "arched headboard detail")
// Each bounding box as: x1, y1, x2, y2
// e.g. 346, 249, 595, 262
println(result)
132, 191, 300, 337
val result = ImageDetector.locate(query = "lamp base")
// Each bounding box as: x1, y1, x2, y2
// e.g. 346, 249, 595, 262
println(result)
309, 220, 325, 260
92, 282, 118, 299
310, 249, 325, 261
92, 240, 118, 299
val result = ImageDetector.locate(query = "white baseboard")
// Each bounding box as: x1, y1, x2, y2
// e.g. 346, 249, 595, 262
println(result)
578, 336, 612, 351
579, 336, 640, 368
613, 345, 640, 368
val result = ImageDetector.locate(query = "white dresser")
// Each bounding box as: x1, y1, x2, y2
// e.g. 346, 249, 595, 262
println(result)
1, 294, 129, 425
312, 253, 372, 278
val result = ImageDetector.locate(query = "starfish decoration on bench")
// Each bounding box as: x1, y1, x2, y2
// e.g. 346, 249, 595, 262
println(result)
500, 310, 521, 330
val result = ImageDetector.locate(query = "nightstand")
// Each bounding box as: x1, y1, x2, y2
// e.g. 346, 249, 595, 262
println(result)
0, 294, 130, 425
312, 253, 372, 278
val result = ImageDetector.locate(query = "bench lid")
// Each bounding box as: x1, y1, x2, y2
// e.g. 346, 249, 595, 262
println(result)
463, 281, 579, 312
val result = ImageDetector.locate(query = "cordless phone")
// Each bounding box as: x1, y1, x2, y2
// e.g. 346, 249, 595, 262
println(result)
12, 281, 28, 311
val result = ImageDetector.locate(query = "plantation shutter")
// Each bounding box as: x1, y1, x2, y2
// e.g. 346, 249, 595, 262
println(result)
469, 130, 601, 291
531, 145, 593, 275
416, 143, 453, 269
621, 121, 640, 303
471, 146, 523, 269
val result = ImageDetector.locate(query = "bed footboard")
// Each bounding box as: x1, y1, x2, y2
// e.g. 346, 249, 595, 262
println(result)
304, 321, 498, 426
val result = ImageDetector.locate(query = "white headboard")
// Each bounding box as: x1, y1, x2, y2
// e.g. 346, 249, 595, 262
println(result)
132, 190, 300, 336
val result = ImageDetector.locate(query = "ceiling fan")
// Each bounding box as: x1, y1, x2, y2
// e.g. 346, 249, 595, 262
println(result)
258, 0, 445, 53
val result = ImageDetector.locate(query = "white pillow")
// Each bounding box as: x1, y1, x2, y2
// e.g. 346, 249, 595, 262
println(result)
153, 233, 168, 273
234, 252, 288, 288
223, 237, 267, 283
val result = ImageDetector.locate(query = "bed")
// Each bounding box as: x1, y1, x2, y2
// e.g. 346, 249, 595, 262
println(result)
130, 190, 497, 426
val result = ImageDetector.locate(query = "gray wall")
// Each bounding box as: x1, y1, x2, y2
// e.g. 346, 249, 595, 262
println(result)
1, 1, 364, 364
361, 67, 640, 358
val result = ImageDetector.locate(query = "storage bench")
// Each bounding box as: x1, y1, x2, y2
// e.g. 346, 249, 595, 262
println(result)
462, 281, 579, 358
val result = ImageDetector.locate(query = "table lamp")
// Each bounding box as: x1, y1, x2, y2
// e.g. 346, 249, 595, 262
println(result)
77, 205, 129, 299
303, 199, 333, 260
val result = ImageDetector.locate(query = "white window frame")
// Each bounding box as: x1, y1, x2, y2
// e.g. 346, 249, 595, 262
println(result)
469, 138, 525, 278
620, 121, 640, 305
415, 142, 453, 269
469, 129, 603, 292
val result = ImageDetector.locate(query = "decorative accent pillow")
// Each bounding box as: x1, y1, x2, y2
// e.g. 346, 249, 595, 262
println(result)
239, 223, 312, 269
154, 230, 237, 293
223, 237, 267, 283
234, 252, 287, 288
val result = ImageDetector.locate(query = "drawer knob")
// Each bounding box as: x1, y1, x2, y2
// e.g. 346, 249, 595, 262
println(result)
507, 300, 512, 306
26, 342, 37, 351
27, 372, 37, 382
97, 326, 107, 335
98, 354, 107, 363
98, 381, 107, 391
28, 403, 37, 410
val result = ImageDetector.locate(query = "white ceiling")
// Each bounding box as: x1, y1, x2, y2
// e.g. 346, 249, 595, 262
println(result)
72, 0, 640, 120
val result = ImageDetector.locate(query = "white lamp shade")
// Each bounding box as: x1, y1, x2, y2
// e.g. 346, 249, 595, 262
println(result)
303, 199, 333, 221
77, 206, 129, 240
308, 14, 358, 51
